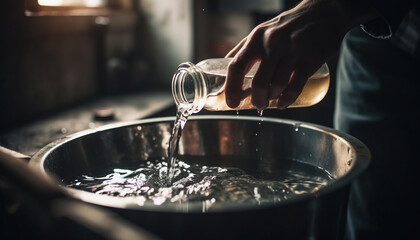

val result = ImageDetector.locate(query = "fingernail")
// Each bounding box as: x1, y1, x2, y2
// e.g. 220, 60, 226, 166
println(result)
227, 97, 240, 108
252, 98, 267, 111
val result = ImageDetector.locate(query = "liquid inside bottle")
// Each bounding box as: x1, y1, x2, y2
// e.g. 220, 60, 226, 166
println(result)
172, 58, 330, 113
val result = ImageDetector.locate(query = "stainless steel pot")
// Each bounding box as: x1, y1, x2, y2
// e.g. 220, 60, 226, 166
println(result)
29, 115, 370, 240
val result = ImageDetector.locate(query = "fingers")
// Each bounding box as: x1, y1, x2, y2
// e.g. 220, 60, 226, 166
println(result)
225, 15, 306, 110
225, 26, 267, 108
223, 0, 341, 111
269, 60, 294, 100
251, 57, 277, 110
251, 24, 294, 110
262, 25, 295, 103
276, 66, 312, 109
226, 26, 307, 111
224, 37, 250, 108
225, 52, 259, 108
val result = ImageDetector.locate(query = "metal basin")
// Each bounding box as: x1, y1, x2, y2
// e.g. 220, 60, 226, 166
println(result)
29, 115, 370, 239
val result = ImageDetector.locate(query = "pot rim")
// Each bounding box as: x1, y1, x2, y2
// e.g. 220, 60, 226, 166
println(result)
29, 115, 371, 213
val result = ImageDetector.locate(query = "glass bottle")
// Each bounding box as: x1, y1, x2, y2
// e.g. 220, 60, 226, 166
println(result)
172, 58, 330, 113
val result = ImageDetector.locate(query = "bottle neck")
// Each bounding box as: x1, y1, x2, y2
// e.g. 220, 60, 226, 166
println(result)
171, 62, 208, 114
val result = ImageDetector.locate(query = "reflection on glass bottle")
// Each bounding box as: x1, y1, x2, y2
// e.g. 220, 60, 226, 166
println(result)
172, 58, 330, 113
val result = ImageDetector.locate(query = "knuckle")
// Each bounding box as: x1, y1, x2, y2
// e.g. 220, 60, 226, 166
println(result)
263, 29, 277, 49
227, 59, 244, 75
251, 26, 266, 41
263, 27, 291, 55
289, 31, 302, 46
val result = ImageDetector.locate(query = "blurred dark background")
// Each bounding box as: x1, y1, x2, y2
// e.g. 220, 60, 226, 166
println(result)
1, 1, 339, 238
1, 0, 337, 134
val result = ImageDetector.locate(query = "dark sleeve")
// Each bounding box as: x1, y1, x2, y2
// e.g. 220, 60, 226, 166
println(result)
361, 0, 413, 39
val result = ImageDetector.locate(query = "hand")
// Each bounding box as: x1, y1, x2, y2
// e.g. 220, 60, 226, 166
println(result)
224, 0, 377, 110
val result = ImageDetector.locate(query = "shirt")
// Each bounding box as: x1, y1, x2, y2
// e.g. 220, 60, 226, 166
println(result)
363, 1, 419, 58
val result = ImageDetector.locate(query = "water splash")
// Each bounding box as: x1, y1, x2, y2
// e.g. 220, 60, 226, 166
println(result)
67, 158, 332, 211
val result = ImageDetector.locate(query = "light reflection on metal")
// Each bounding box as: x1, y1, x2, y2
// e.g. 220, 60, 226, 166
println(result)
38, 0, 106, 7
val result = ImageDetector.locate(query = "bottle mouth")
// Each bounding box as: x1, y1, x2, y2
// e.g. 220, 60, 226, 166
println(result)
172, 62, 208, 114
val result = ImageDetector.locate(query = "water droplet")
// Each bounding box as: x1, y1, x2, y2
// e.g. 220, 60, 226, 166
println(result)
61, 127, 68, 134
88, 122, 96, 129
294, 123, 301, 132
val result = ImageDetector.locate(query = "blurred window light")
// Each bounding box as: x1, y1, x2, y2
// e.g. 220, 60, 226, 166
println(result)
37, 0, 107, 7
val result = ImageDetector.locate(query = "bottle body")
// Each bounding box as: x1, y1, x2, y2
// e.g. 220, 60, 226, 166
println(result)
172, 58, 330, 113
